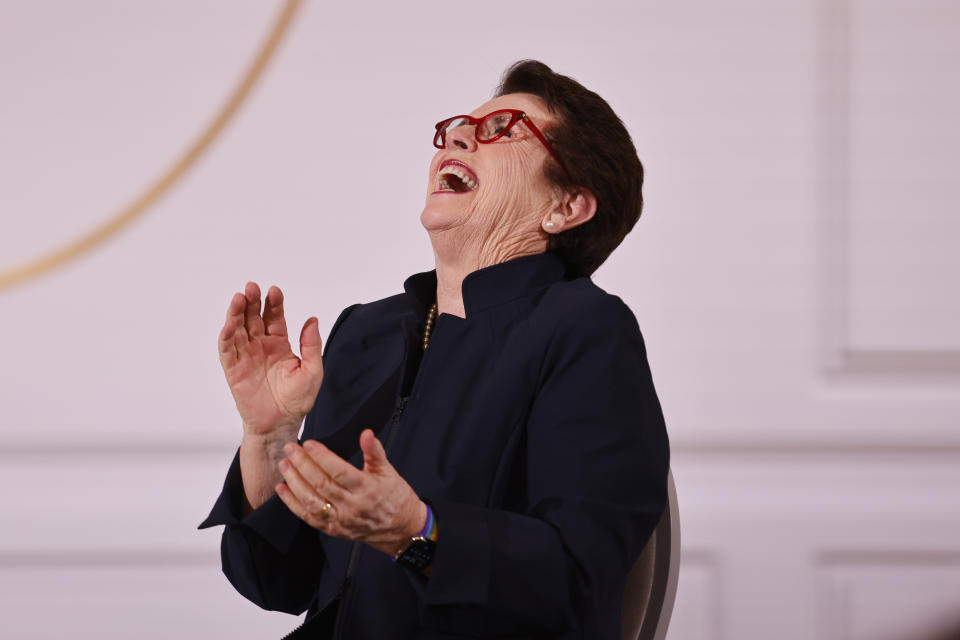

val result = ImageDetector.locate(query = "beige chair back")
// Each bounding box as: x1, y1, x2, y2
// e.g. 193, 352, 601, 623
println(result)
620, 469, 680, 640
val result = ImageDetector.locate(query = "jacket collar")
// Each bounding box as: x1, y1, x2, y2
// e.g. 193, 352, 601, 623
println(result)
403, 252, 569, 318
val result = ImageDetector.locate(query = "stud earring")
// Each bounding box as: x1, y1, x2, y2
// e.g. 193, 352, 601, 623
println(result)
545, 220, 556, 230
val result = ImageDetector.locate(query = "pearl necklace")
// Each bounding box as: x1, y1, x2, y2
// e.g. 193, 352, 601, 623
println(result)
422, 303, 437, 350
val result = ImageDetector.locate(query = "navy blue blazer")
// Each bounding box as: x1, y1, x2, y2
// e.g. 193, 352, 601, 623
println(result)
200, 252, 670, 639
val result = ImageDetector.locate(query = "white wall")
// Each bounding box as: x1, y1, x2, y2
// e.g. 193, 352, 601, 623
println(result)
1, 1, 958, 638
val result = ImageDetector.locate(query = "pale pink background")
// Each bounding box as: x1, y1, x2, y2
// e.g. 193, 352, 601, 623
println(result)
1, 1, 958, 638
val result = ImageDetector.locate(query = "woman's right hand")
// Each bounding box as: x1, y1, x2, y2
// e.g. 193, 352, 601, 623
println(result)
218, 282, 324, 439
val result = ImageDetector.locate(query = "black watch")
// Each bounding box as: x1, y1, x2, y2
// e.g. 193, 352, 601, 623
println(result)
394, 536, 437, 571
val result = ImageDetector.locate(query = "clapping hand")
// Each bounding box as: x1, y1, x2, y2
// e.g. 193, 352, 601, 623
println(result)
218, 282, 324, 438
276, 430, 427, 557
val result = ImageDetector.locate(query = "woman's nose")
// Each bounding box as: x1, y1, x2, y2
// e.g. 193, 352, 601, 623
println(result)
446, 124, 478, 152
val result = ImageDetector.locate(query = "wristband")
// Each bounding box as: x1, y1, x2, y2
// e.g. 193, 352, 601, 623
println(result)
418, 504, 439, 542
393, 504, 438, 570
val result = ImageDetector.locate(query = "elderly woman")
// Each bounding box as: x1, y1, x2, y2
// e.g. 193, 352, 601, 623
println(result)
200, 60, 669, 639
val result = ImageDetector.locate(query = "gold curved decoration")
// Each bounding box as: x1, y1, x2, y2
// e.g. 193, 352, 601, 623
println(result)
0, 0, 304, 292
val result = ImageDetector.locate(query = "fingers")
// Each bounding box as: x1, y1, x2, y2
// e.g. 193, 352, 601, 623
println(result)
275, 475, 337, 532
262, 286, 288, 337
243, 282, 266, 339
223, 291, 246, 328
217, 292, 246, 366
277, 458, 338, 522
218, 328, 238, 368
281, 442, 353, 503
279, 435, 421, 550
218, 283, 317, 374
300, 317, 323, 373
304, 440, 363, 490
290, 440, 365, 492
360, 429, 390, 474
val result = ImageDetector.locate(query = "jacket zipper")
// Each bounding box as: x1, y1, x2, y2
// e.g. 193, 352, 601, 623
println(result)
330, 393, 410, 639
386, 396, 409, 452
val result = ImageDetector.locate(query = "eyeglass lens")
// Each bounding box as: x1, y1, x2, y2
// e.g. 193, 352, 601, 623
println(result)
437, 112, 521, 147
477, 113, 515, 141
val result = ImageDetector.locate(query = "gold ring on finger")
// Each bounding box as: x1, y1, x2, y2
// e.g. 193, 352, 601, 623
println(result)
319, 501, 334, 519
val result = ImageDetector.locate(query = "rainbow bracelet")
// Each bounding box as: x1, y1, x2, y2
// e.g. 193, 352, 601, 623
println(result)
418, 504, 439, 542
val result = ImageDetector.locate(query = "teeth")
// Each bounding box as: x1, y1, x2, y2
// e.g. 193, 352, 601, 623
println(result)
438, 165, 478, 190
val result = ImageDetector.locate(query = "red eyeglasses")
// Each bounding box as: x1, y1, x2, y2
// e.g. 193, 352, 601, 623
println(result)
433, 109, 570, 176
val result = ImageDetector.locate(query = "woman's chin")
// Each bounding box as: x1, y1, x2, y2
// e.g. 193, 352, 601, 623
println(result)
420, 204, 467, 233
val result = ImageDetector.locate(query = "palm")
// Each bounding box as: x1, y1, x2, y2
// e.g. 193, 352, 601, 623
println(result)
219, 283, 324, 436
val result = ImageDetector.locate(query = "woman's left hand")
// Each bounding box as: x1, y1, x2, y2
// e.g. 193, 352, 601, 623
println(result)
275, 430, 427, 557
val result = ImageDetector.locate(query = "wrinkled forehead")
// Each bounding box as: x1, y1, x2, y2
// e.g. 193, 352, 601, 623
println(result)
469, 92, 553, 126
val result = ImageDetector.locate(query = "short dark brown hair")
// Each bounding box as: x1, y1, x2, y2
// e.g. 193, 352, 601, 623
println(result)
495, 60, 644, 276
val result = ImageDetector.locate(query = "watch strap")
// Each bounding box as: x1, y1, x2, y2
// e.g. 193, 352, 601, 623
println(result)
393, 503, 438, 570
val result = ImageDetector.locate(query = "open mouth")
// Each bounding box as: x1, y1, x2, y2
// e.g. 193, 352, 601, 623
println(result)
437, 160, 479, 193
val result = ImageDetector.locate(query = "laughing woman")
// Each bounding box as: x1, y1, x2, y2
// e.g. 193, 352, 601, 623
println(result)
200, 60, 669, 639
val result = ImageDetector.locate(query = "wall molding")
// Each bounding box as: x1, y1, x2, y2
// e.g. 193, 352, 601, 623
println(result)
815, 550, 960, 640
0, 549, 216, 569
815, 0, 960, 377
671, 549, 723, 640
817, 550, 960, 567
7, 438, 960, 458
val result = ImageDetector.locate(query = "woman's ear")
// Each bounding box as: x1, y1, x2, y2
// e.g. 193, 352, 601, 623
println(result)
542, 188, 597, 234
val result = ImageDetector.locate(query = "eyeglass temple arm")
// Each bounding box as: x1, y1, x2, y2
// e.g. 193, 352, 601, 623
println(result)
520, 113, 570, 177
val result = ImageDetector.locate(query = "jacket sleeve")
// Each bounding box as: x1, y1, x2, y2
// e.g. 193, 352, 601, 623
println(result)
417, 294, 670, 635
197, 303, 361, 614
